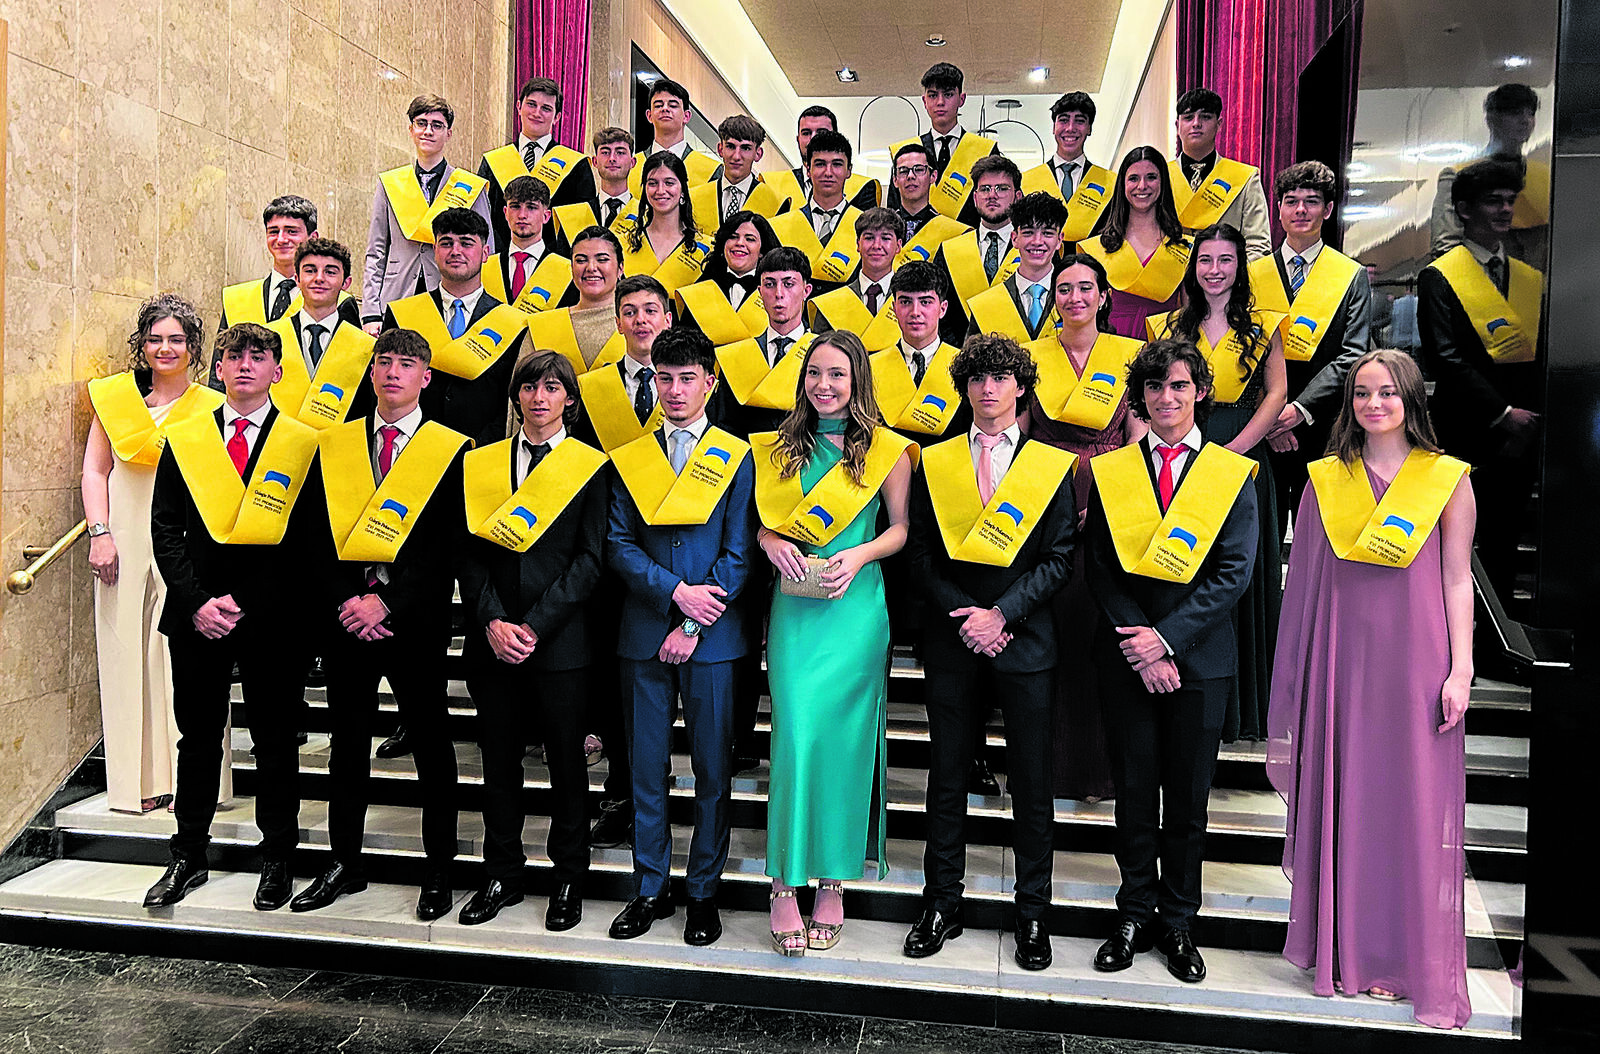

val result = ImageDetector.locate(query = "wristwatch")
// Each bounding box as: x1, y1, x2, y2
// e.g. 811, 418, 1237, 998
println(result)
680, 618, 702, 638
87, 522, 111, 538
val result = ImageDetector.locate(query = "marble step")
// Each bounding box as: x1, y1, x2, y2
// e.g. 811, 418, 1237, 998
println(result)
0, 858, 1520, 1041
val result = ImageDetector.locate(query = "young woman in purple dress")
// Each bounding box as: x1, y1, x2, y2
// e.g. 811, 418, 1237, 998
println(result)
1268, 348, 1476, 1028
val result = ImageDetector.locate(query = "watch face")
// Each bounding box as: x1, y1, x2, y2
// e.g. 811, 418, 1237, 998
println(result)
681, 619, 701, 637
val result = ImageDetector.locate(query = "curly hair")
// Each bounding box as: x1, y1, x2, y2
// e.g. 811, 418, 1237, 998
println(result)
126, 293, 206, 374
1169, 223, 1264, 387
772, 331, 884, 487
627, 152, 698, 255
700, 211, 779, 286
949, 334, 1039, 395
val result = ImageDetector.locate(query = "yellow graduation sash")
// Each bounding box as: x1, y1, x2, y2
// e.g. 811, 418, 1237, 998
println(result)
941, 231, 1021, 308
617, 229, 715, 294
892, 132, 996, 220
89, 374, 224, 467
1169, 156, 1257, 231
750, 428, 914, 545
1430, 246, 1543, 365
552, 201, 600, 241
675, 281, 767, 346
163, 411, 320, 545
1082, 235, 1191, 302
1146, 311, 1283, 404
767, 207, 863, 283
463, 435, 608, 552
715, 333, 816, 410
923, 437, 1076, 567
627, 149, 720, 197
223, 279, 298, 327
967, 281, 1059, 342
577, 362, 666, 452
1514, 159, 1550, 229
610, 426, 750, 526
869, 344, 961, 436
1020, 161, 1117, 242
266, 319, 376, 428
807, 285, 901, 351
483, 143, 591, 203
1308, 450, 1469, 569
895, 215, 970, 267
1247, 248, 1361, 363
765, 170, 881, 214
321, 419, 470, 562
387, 294, 526, 380
1093, 442, 1257, 584
689, 179, 783, 220
380, 165, 488, 244
525, 308, 627, 375
1027, 333, 1143, 430
482, 250, 572, 314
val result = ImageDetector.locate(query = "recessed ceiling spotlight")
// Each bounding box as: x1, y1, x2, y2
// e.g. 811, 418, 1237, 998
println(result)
1502, 55, 1532, 69
836, 67, 859, 83
925, 35, 948, 47
1029, 67, 1050, 83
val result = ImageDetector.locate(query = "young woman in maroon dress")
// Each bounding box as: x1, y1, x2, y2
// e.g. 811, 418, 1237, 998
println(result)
1268, 349, 1476, 1028
1021, 254, 1145, 801
1081, 146, 1191, 339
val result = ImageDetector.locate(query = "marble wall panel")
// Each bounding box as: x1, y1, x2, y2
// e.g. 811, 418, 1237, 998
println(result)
4, 56, 76, 281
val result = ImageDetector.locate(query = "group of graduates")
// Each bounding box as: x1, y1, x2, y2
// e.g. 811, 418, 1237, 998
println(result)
83, 58, 1537, 1021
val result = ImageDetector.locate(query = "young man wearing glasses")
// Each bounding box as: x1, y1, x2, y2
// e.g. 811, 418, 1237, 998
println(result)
892, 143, 939, 239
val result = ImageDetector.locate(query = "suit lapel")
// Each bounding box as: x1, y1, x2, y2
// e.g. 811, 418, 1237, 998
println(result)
470, 292, 502, 325
259, 277, 274, 318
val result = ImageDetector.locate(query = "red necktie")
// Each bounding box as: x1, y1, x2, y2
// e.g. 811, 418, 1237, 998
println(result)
227, 418, 251, 478
377, 425, 400, 480
1157, 444, 1186, 511
511, 251, 530, 301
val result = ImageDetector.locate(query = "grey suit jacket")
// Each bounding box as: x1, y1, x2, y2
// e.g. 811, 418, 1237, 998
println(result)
362, 163, 496, 322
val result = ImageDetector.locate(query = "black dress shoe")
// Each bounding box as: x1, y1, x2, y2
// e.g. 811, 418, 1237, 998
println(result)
902, 906, 963, 958
1093, 916, 1153, 972
683, 896, 721, 946
1014, 919, 1053, 971
608, 893, 674, 939
968, 757, 1001, 796
589, 800, 633, 849
253, 861, 292, 911
1155, 926, 1207, 983
143, 853, 208, 907
289, 862, 367, 913
417, 867, 453, 921
545, 883, 583, 931
306, 656, 327, 688
458, 879, 522, 926
374, 727, 412, 759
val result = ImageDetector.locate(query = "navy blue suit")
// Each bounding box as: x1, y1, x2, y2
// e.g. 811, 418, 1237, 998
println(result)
607, 429, 758, 898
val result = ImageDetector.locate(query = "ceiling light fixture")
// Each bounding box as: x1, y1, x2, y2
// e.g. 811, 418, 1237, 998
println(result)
925, 35, 948, 47
836, 67, 858, 83
1029, 67, 1050, 83
1503, 55, 1531, 69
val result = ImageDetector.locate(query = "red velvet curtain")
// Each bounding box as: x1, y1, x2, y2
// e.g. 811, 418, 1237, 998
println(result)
515, 0, 592, 151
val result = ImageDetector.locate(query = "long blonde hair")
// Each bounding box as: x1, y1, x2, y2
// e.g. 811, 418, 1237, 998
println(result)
772, 331, 884, 486
1327, 348, 1443, 464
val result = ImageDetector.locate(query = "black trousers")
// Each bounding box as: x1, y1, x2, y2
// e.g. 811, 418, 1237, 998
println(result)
589, 575, 632, 809
922, 662, 1055, 921
1101, 665, 1229, 929
468, 663, 590, 888
325, 627, 457, 865
1470, 444, 1538, 605
168, 621, 306, 861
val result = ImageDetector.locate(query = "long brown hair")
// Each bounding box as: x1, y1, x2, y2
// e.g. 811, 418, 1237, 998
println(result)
1327, 349, 1442, 464
1169, 223, 1265, 385
1096, 145, 1184, 253
772, 331, 884, 486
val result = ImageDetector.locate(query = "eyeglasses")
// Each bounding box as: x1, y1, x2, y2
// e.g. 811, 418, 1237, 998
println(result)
411, 119, 449, 133
895, 165, 932, 178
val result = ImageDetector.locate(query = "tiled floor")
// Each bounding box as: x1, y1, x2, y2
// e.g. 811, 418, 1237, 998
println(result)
0, 942, 1272, 1054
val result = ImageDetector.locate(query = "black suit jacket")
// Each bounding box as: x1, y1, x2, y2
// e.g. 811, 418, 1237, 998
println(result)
151, 406, 324, 638
906, 436, 1077, 674
1084, 436, 1258, 681
209, 295, 362, 390
708, 331, 828, 439
1275, 253, 1372, 448
371, 289, 525, 447
964, 274, 1053, 343
457, 445, 608, 674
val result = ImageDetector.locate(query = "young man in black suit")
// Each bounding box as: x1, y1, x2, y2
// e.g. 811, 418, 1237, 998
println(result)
895, 62, 997, 223
702, 115, 778, 221
477, 76, 597, 251
892, 143, 939, 239
591, 126, 637, 232
935, 155, 1021, 346
290, 329, 472, 920
456, 350, 609, 930
1085, 338, 1259, 984
795, 129, 859, 246
904, 335, 1078, 971
769, 105, 879, 214
145, 323, 322, 911
709, 246, 819, 441
265, 237, 376, 429
481, 175, 567, 312
965, 191, 1066, 343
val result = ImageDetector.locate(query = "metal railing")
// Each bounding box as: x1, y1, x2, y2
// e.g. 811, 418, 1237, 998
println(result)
6, 520, 87, 596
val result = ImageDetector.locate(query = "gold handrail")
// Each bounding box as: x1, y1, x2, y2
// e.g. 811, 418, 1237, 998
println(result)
6, 519, 88, 596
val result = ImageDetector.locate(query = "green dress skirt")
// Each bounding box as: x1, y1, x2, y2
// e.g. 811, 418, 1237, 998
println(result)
764, 435, 890, 885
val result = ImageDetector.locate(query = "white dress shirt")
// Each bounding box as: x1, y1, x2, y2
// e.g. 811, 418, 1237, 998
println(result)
858, 272, 892, 313
762, 323, 807, 367
808, 199, 848, 241
661, 412, 710, 472
1144, 424, 1203, 482
653, 139, 690, 160
440, 285, 487, 326
901, 336, 939, 375
1051, 153, 1085, 197
621, 354, 657, 406
264, 273, 297, 318
969, 422, 1022, 486
518, 132, 554, 168
222, 399, 274, 460
515, 425, 566, 486
506, 238, 546, 293
371, 405, 425, 477
719, 174, 756, 217
295, 308, 342, 374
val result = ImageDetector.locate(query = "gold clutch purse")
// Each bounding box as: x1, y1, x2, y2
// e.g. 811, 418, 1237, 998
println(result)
779, 555, 833, 599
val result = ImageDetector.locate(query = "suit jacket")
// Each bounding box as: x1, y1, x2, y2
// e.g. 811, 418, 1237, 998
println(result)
1084, 435, 1258, 681
371, 289, 525, 447
964, 274, 1054, 342
606, 433, 757, 664
208, 296, 362, 391
788, 167, 880, 213
1418, 258, 1540, 462
1274, 252, 1372, 448
150, 406, 324, 638
362, 163, 496, 322
477, 145, 598, 251
906, 436, 1077, 674
457, 445, 608, 674
708, 331, 826, 439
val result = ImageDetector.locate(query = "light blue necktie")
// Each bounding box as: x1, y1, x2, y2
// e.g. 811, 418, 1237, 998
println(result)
1289, 256, 1306, 297
1025, 283, 1046, 330
669, 429, 693, 474
448, 298, 467, 338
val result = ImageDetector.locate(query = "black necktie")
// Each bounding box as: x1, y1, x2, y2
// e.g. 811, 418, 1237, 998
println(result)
935, 135, 954, 175
771, 336, 793, 364
865, 283, 882, 316
521, 440, 549, 486
305, 323, 327, 366
633, 367, 656, 424
912, 351, 927, 386
603, 198, 622, 228
984, 232, 1002, 282
1487, 256, 1508, 297
269, 279, 294, 321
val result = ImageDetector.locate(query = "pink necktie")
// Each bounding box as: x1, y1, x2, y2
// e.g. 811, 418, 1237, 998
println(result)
975, 432, 1004, 505
511, 251, 530, 300
377, 425, 400, 480
1157, 444, 1186, 511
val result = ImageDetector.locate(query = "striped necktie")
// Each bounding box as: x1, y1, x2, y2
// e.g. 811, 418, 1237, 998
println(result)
1289, 255, 1307, 297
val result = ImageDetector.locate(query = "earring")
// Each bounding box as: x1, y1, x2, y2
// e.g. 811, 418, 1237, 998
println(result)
680, 195, 687, 205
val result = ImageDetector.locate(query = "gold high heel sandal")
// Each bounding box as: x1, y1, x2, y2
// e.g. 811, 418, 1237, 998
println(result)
807, 881, 845, 950
770, 887, 807, 957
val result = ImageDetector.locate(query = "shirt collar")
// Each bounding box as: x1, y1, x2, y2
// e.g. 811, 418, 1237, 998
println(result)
765, 321, 805, 344
376, 405, 425, 438
1280, 239, 1324, 269
1463, 237, 1506, 267
662, 412, 709, 444
440, 285, 486, 318
268, 272, 296, 294
720, 173, 756, 197
415, 158, 449, 181
520, 424, 566, 451
901, 334, 940, 357
1180, 150, 1217, 174
1146, 424, 1202, 454
859, 271, 892, 297
654, 139, 689, 159
225, 400, 273, 429
970, 422, 1021, 447
980, 222, 1014, 244
517, 132, 553, 154
508, 237, 545, 259
296, 307, 340, 333
621, 354, 653, 380
935, 124, 965, 143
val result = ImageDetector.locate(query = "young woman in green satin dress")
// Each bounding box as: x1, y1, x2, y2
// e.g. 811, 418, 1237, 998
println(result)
754, 331, 915, 957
